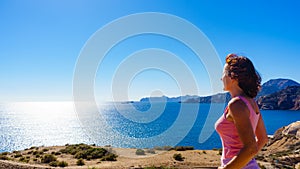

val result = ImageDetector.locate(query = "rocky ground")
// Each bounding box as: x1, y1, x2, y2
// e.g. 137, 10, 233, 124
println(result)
256, 121, 300, 169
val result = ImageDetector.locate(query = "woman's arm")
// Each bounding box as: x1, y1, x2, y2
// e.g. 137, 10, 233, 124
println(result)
255, 114, 268, 151
220, 99, 258, 169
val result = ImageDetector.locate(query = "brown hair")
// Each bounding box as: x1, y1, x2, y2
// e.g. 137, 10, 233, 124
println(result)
225, 53, 261, 98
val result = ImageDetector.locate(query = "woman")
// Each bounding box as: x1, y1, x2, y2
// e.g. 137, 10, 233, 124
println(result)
215, 54, 269, 169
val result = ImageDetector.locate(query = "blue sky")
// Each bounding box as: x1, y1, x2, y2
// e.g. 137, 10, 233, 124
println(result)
0, 0, 299, 102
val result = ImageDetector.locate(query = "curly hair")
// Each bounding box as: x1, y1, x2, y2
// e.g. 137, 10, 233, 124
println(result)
225, 53, 261, 98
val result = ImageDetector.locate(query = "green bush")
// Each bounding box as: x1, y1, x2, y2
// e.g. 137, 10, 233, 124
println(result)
0, 155, 9, 160
146, 149, 156, 154
42, 148, 49, 152
49, 161, 58, 167
136, 149, 145, 155
76, 158, 85, 166
1, 152, 9, 156
54, 151, 61, 155
19, 157, 30, 163
41, 154, 57, 163
14, 153, 22, 158
173, 153, 184, 161
174, 146, 194, 151
58, 161, 68, 167
101, 154, 118, 161
32, 150, 43, 155
60, 143, 109, 160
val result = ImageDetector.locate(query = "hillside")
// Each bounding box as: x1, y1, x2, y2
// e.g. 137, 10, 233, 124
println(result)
257, 121, 300, 169
139, 78, 300, 110
257, 78, 300, 97
257, 86, 300, 110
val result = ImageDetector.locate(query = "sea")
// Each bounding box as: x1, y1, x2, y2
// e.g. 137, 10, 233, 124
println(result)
1, 101, 300, 153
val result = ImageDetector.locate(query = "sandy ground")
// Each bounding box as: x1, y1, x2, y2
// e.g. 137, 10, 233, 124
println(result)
0, 145, 221, 169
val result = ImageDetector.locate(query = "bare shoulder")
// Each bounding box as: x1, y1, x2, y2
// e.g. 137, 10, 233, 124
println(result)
228, 98, 249, 117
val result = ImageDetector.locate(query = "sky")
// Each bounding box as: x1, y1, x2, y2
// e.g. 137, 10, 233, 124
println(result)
0, 0, 300, 102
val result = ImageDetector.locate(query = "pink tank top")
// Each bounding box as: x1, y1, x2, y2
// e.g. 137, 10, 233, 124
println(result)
215, 96, 260, 160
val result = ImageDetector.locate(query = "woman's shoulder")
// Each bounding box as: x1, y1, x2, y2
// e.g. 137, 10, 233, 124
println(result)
228, 97, 249, 116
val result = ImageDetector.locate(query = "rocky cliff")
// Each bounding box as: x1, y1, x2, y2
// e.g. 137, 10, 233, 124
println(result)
257, 86, 300, 110
257, 121, 300, 168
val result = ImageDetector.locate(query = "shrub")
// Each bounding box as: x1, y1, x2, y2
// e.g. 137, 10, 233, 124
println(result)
0, 155, 9, 160
1, 152, 9, 156
101, 154, 118, 161
258, 163, 266, 169
163, 146, 173, 151
202, 150, 207, 154
146, 149, 156, 154
60, 144, 108, 159
174, 146, 194, 151
54, 151, 61, 155
136, 149, 145, 155
217, 148, 222, 155
14, 153, 22, 158
42, 148, 49, 152
49, 161, 58, 167
74, 151, 87, 159
41, 154, 57, 163
76, 158, 85, 166
33, 150, 43, 155
58, 161, 68, 167
19, 157, 30, 163
173, 153, 184, 161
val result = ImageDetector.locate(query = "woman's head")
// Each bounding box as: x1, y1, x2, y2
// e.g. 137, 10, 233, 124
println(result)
223, 53, 261, 98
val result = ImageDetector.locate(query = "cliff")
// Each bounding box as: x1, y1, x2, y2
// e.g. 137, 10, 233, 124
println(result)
257, 121, 300, 168
257, 86, 300, 110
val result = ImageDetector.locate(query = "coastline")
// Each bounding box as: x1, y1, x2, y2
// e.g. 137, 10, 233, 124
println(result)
1, 121, 300, 169
0, 144, 221, 169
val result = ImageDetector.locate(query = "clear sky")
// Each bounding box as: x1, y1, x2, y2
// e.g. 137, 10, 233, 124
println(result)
1, 0, 300, 102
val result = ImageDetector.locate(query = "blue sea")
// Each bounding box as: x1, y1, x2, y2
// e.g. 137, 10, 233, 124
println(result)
1, 102, 300, 153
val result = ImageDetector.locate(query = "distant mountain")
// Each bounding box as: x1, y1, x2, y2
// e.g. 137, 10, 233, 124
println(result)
257, 86, 300, 110
257, 78, 300, 97
183, 93, 231, 103
139, 78, 300, 110
140, 93, 230, 103
140, 95, 201, 103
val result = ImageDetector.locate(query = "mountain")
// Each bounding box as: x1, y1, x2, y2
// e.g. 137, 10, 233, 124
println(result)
257, 86, 300, 110
257, 78, 300, 97
183, 93, 231, 103
140, 93, 231, 103
139, 78, 300, 110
